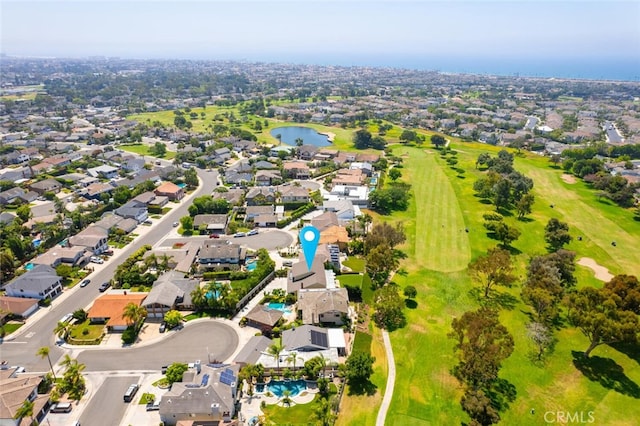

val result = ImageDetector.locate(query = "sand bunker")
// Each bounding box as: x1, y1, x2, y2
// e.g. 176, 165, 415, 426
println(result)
561, 174, 577, 184
577, 257, 614, 282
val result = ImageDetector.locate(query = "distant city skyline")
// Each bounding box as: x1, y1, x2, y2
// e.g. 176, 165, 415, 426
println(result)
2, 1, 639, 80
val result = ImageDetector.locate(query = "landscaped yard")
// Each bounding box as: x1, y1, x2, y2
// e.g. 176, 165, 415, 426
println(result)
338, 140, 640, 425
1, 322, 24, 335
118, 143, 176, 160
68, 320, 104, 342
342, 257, 365, 273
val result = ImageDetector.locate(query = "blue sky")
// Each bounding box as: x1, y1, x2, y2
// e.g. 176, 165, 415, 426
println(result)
2, 1, 639, 64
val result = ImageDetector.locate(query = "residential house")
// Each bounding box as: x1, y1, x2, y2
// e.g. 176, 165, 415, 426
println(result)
114, 200, 149, 223
224, 170, 253, 186
0, 369, 50, 426
29, 178, 62, 195
282, 325, 347, 357
254, 214, 278, 228
254, 160, 276, 169
243, 304, 284, 332
319, 226, 350, 251
0, 187, 29, 205
333, 169, 365, 186
349, 162, 373, 177
4, 264, 63, 301
255, 169, 282, 186
245, 187, 277, 206
287, 252, 329, 293
282, 161, 311, 179
279, 184, 310, 203
87, 165, 119, 179
198, 241, 246, 270
81, 182, 114, 200
322, 200, 358, 221
298, 145, 319, 161
311, 211, 339, 232
68, 226, 108, 254
0, 296, 39, 320
31, 246, 88, 268
245, 205, 274, 222
193, 214, 228, 235
155, 181, 184, 201
121, 158, 145, 173
93, 214, 125, 234
213, 188, 244, 206
233, 335, 273, 366
297, 288, 349, 325
88, 293, 148, 332
0, 212, 16, 225
142, 271, 199, 318
355, 153, 380, 163
159, 364, 239, 425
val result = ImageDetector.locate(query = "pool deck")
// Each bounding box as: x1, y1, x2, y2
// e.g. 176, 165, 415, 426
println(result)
240, 380, 318, 421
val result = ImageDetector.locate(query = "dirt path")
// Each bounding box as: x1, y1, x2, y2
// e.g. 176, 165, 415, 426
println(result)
577, 257, 614, 282
561, 174, 577, 184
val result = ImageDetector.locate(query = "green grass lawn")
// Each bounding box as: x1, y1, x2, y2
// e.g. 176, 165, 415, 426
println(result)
342, 257, 366, 273
118, 143, 176, 160
68, 320, 104, 340
339, 140, 640, 425
1, 322, 24, 335
138, 393, 155, 404
336, 274, 363, 288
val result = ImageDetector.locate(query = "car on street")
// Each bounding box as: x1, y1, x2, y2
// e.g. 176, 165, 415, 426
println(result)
159, 322, 167, 333
123, 384, 139, 402
98, 282, 111, 292
172, 222, 179, 227
90, 256, 104, 264
233, 232, 246, 238
80, 279, 91, 288
209, 234, 220, 239
143, 219, 152, 225
247, 229, 259, 236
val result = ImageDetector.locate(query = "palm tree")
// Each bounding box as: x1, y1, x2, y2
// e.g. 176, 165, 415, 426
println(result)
282, 389, 292, 406
357, 213, 372, 237
285, 352, 302, 372
60, 354, 86, 401
36, 346, 56, 380
268, 342, 285, 372
13, 400, 34, 424
122, 303, 147, 328
295, 137, 304, 147
190, 286, 207, 311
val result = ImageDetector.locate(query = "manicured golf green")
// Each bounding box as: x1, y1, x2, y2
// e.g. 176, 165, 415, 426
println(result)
365, 142, 640, 425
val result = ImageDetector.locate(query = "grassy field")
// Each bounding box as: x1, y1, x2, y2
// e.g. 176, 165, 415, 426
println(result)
118, 143, 176, 160
341, 140, 640, 425
126, 107, 381, 153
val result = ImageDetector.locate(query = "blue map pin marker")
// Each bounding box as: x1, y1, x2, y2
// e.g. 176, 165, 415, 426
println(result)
299, 225, 320, 271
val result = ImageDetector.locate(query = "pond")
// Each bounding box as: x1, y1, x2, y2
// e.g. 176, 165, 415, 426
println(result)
270, 126, 332, 147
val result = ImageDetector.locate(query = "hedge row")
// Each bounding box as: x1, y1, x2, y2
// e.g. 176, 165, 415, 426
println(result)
277, 203, 316, 228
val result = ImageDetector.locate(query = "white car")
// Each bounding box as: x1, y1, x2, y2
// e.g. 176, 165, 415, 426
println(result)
90, 256, 104, 264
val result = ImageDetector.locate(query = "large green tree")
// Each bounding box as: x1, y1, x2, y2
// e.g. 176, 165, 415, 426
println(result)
431, 134, 446, 148
467, 248, 516, 298
544, 218, 572, 252
567, 286, 639, 357
344, 351, 375, 383
165, 362, 189, 385
373, 285, 406, 330
449, 308, 514, 390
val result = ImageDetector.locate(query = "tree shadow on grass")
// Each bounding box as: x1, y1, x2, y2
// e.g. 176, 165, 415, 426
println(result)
484, 378, 517, 412
503, 245, 522, 256
469, 288, 519, 310
347, 379, 378, 397
516, 217, 534, 223
609, 341, 640, 365
572, 351, 640, 398
404, 299, 418, 309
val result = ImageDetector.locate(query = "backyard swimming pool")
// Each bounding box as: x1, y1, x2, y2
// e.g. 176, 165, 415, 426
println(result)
267, 302, 292, 313
246, 260, 257, 272
267, 379, 307, 398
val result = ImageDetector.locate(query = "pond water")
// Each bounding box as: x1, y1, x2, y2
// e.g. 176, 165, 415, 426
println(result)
270, 126, 332, 147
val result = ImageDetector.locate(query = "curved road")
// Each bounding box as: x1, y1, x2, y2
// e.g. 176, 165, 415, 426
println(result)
76, 321, 238, 371
0, 168, 218, 371
160, 230, 294, 251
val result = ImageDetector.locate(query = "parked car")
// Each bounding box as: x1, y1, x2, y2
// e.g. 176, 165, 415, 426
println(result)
123, 384, 139, 402
104, 249, 114, 256
247, 229, 259, 236
146, 400, 160, 411
172, 222, 179, 227
161, 365, 168, 374
90, 256, 104, 264
159, 322, 167, 333
143, 219, 152, 225
50, 402, 72, 413
233, 232, 246, 238
98, 282, 111, 292
209, 234, 220, 239
79, 279, 91, 288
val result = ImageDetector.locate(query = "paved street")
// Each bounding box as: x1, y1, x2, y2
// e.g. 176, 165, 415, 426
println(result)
78, 375, 141, 426
160, 229, 294, 251
0, 168, 218, 371
76, 321, 239, 371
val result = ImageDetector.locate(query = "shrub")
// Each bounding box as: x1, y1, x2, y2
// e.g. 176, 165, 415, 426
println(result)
122, 327, 137, 344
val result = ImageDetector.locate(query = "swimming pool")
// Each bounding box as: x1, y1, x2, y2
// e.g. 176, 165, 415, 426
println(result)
25, 263, 34, 271
267, 302, 292, 313
177, 183, 187, 188
32, 239, 41, 248
267, 379, 307, 398
246, 260, 257, 272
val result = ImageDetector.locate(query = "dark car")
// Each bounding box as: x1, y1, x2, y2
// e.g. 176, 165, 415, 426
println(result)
98, 282, 111, 292
161, 365, 168, 374
79, 279, 91, 288
159, 322, 167, 333
123, 384, 139, 402
209, 234, 220, 239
